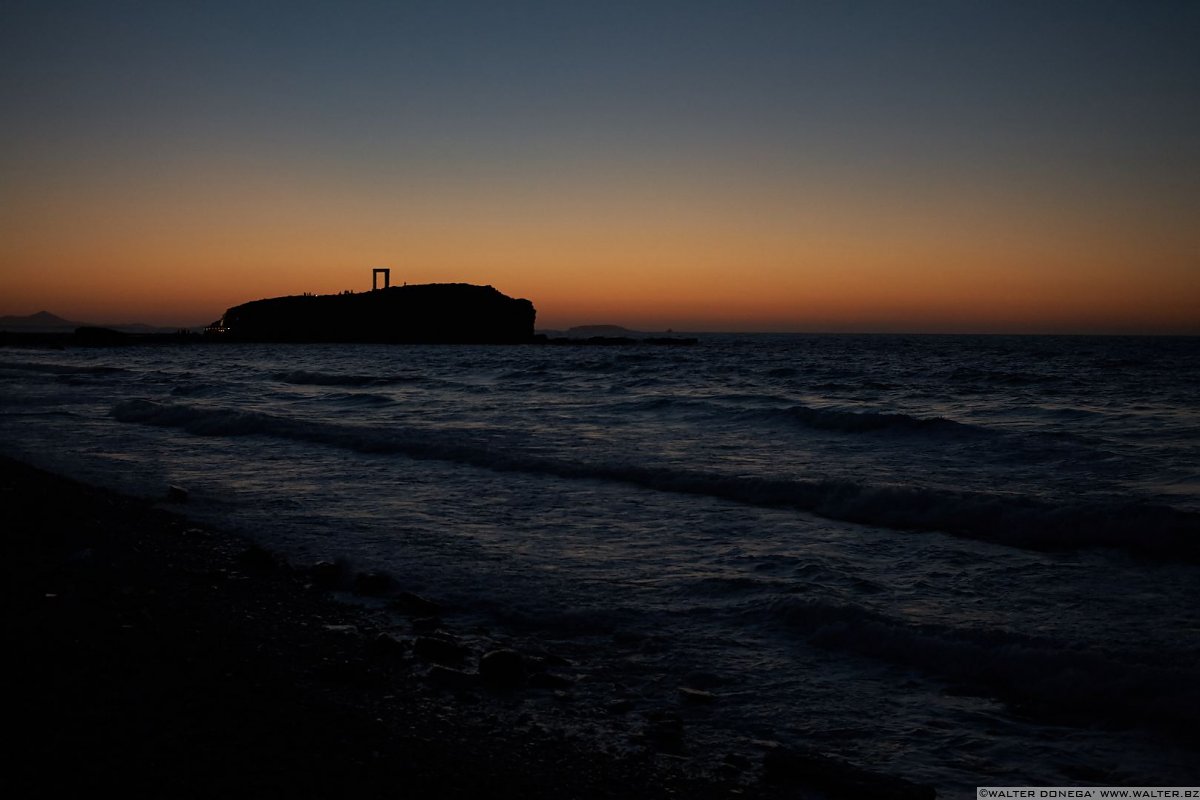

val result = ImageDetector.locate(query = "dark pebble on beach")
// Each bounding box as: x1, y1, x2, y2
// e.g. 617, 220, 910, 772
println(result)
307, 559, 346, 589
353, 570, 393, 596
316, 658, 387, 689
369, 632, 410, 658
410, 615, 443, 633
479, 648, 526, 689
414, 635, 469, 665
426, 664, 477, 690
528, 672, 572, 690
236, 544, 278, 575
389, 590, 443, 617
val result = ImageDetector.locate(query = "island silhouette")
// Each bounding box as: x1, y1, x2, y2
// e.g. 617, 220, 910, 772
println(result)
209, 282, 536, 344
2, 273, 696, 347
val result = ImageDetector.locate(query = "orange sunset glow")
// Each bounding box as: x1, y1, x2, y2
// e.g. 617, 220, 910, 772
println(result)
2, 2, 1197, 333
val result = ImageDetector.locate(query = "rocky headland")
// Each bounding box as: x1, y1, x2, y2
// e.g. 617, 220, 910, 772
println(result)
212, 283, 536, 344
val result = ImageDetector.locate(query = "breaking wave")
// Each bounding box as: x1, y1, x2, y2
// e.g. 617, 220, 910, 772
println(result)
612, 397, 991, 437
112, 399, 1200, 561
760, 597, 1200, 736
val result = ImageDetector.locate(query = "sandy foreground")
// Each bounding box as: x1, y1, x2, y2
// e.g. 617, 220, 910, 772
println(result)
2, 455, 932, 799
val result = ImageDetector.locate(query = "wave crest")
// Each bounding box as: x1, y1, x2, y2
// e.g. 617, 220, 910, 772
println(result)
111, 400, 1200, 562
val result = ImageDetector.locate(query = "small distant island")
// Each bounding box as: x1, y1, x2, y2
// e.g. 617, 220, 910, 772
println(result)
563, 325, 640, 337
210, 279, 536, 344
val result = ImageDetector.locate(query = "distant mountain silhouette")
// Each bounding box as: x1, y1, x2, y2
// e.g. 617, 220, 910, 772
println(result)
212, 283, 536, 343
0, 311, 189, 334
0, 311, 85, 331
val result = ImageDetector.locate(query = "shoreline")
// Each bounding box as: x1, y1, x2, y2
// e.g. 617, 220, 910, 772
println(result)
3, 455, 933, 798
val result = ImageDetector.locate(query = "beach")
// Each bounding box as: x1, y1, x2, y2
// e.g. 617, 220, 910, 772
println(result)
3, 454, 731, 797
5, 454, 940, 798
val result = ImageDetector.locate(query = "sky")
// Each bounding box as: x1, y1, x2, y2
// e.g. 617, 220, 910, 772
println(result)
2, 0, 1197, 333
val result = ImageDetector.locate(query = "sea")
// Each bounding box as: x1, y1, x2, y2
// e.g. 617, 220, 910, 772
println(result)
2, 333, 1197, 795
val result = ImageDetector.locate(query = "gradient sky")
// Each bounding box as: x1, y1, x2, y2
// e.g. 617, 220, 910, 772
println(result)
2, 0, 1197, 332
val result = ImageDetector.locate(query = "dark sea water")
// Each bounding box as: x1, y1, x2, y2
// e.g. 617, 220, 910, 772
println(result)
3, 334, 1198, 794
